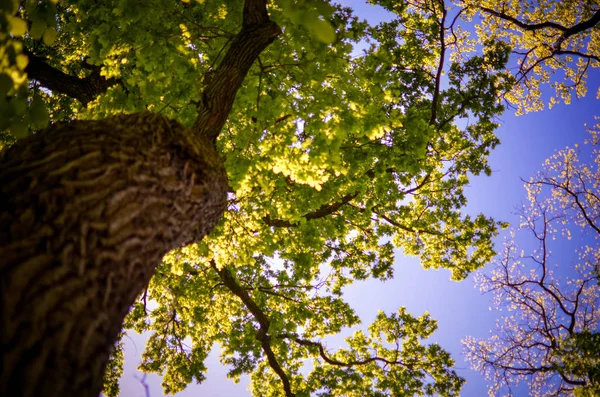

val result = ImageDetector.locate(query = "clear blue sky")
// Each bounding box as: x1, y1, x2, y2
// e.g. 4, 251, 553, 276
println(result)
117, 2, 599, 396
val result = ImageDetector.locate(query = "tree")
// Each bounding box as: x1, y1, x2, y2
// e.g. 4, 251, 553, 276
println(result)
463, 130, 600, 396
0, 1, 595, 397
1, 1, 279, 396
460, 0, 600, 113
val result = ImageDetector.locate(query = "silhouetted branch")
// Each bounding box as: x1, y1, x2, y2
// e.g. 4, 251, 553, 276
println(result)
24, 49, 117, 105
278, 333, 417, 369
213, 262, 295, 397
479, 7, 600, 51
264, 192, 359, 227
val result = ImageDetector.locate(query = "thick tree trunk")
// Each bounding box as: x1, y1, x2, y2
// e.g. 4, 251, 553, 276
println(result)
0, 112, 228, 397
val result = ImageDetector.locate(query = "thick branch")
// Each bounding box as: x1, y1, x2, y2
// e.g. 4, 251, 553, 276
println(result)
480, 7, 567, 32
24, 49, 116, 105
243, 0, 271, 27
264, 192, 359, 227
279, 333, 415, 369
192, 0, 281, 144
430, 1, 447, 125
212, 262, 270, 328
562, 9, 600, 41
258, 334, 294, 397
213, 263, 295, 397
480, 7, 600, 50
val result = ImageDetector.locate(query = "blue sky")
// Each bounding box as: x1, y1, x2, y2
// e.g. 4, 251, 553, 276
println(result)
117, 2, 599, 396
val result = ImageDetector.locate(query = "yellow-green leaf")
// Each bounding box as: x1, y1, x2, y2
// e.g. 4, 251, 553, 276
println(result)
16, 54, 29, 70
30, 97, 49, 129
8, 16, 28, 37
0, 0, 19, 14
10, 119, 28, 139
0, 74, 13, 97
311, 18, 336, 44
42, 27, 58, 45
30, 19, 46, 40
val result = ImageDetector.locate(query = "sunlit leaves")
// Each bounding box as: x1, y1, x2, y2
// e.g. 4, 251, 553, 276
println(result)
275, 0, 338, 44
0, 0, 58, 140
294, 309, 464, 397
461, 0, 600, 113
7, 15, 27, 36
102, 334, 125, 397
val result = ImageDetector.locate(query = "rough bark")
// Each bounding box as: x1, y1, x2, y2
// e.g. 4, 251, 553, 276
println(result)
192, 11, 281, 142
0, 112, 228, 397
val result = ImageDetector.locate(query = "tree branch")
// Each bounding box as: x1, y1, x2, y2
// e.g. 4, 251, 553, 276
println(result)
192, 0, 281, 144
430, 0, 447, 125
264, 192, 359, 227
212, 262, 295, 397
529, 179, 600, 234
479, 7, 600, 50
559, 9, 600, 46
212, 262, 270, 328
24, 49, 117, 105
479, 7, 568, 32
278, 333, 416, 369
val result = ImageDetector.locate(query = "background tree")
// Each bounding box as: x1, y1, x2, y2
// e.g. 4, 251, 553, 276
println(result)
459, 0, 600, 113
463, 129, 600, 396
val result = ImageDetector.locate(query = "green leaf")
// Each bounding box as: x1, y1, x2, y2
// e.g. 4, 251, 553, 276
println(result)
42, 27, 57, 45
9, 119, 28, 139
30, 18, 46, 40
0, 0, 18, 14
11, 97, 27, 114
15, 54, 29, 70
30, 97, 49, 129
8, 16, 28, 37
0, 74, 13, 97
310, 18, 336, 44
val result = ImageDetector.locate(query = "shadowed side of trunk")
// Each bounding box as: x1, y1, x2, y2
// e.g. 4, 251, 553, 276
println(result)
0, 112, 228, 397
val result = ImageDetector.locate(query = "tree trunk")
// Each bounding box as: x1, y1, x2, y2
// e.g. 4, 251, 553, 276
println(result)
0, 112, 228, 397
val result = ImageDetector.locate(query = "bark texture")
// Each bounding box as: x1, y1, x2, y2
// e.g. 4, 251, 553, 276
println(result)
0, 112, 228, 397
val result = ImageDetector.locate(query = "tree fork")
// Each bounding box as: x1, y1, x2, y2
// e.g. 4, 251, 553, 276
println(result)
0, 0, 280, 395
